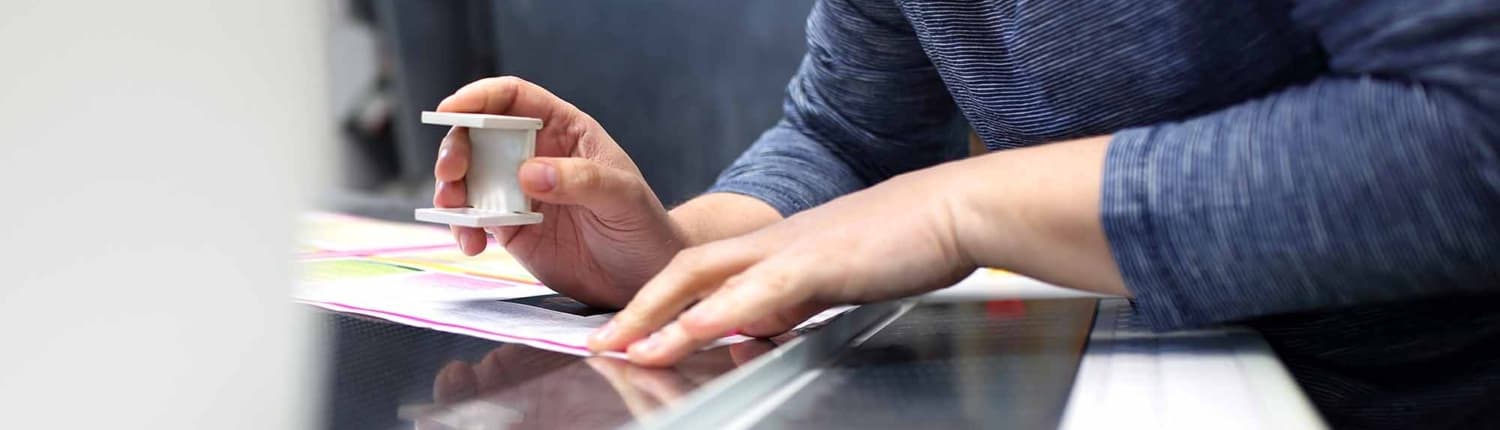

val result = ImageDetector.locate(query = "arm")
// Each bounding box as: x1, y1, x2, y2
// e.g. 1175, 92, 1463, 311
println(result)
668, 193, 782, 247
591, 0, 1500, 364
706, 0, 967, 217
981, 0, 1500, 329
664, 0, 965, 247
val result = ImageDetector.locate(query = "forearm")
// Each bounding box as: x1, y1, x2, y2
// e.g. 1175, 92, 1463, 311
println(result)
679, 135, 1130, 294
948, 136, 1129, 296
668, 192, 783, 247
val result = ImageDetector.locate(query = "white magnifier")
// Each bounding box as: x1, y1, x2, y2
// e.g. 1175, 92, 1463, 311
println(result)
414, 111, 546, 227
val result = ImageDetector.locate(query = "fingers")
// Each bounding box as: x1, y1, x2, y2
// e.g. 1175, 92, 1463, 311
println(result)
620, 365, 691, 403
435, 176, 487, 255
433, 127, 469, 183
438, 76, 598, 159
585, 357, 684, 417
431, 127, 487, 254
483, 226, 522, 246
472, 348, 512, 393
433, 176, 467, 208
587, 228, 830, 366
437, 76, 571, 124
738, 301, 829, 338
452, 226, 487, 256
433, 361, 478, 404
625, 257, 819, 365
587, 241, 765, 353
518, 157, 654, 220
728, 339, 777, 366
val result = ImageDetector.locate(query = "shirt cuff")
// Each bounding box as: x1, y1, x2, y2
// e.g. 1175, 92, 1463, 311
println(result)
1101, 127, 1201, 330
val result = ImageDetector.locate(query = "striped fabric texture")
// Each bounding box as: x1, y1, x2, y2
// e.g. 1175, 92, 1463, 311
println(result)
709, 0, 1500, 428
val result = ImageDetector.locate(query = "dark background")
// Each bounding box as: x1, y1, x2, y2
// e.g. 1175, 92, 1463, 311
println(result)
330, 1, 818, 217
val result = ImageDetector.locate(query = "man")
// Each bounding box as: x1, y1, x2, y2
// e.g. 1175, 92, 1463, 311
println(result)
432, 1, 1500, 428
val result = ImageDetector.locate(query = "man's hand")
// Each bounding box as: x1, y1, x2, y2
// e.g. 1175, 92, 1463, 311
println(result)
587, 136, 1128, 366
433, 76, 685, 308
586, 162, 980, 365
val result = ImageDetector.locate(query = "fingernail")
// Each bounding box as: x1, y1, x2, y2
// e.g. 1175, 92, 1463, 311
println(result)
458, 234, 472, 251
518, 161, 557, 192
591, 321, 616, 344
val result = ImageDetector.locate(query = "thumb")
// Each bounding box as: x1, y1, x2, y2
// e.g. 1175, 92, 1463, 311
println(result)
518, 157, 655, 218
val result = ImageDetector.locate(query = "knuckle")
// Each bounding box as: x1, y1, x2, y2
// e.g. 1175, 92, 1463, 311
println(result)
669, 247, 703, 268
669, 248, 721, 281
611, 312, 647, 332
492, 75, 525, 87
677, 320, 721, 341
720, 274, 750, 291
567, 163, 603, 192
752, 271, 796, 295
564, 120, 592, 142
611, 309, 639, 325
622, 175, 652, 202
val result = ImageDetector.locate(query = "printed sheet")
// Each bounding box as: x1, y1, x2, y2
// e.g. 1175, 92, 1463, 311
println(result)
296, 213, 849, 356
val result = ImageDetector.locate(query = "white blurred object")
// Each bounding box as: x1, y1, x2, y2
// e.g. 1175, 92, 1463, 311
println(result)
0, 1, 328, 429
922, 269, 1117, 302
1060, 299, 1327, 430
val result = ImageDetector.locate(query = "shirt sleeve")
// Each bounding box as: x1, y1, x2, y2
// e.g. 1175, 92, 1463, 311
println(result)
1105, 0, 1500, 330
708, 0, 967, 216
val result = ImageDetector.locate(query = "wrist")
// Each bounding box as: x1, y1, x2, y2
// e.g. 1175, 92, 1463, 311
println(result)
668, 192, 783, 246
945, 136, 1129, 295
940, 153, 1022, 269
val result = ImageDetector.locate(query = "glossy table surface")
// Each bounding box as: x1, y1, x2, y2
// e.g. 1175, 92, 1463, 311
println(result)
317, 298, 1098, 430
320, 311, 780, 430
746, 299, 1096, 430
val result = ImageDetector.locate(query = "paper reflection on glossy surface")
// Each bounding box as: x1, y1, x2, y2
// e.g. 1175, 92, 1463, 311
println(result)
411, 340, 777, 430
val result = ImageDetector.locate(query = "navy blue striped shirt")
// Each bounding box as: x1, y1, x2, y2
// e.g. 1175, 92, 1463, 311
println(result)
710, 0, 1500, 428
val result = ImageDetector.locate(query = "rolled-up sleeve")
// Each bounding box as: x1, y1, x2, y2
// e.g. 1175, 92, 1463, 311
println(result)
1106, 0, 1500, 329
709, 0, 967, 216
